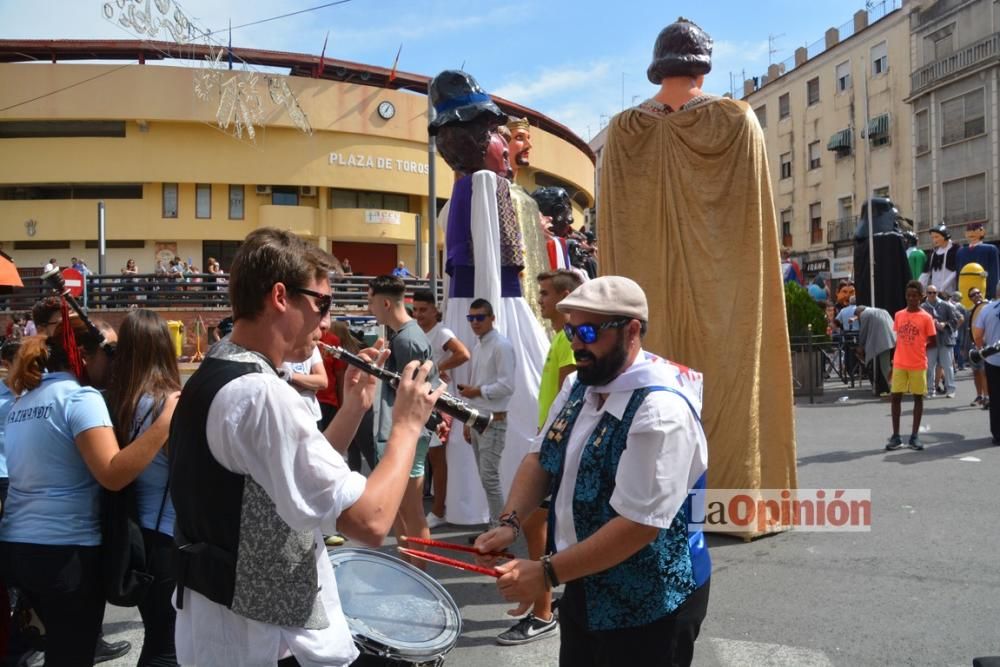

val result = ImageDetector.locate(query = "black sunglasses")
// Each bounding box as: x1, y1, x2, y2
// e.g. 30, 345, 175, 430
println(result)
289, 286, 332, 317
564, 319, 631, 344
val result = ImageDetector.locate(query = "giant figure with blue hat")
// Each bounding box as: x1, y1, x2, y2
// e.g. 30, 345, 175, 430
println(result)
428, 70, 548, 526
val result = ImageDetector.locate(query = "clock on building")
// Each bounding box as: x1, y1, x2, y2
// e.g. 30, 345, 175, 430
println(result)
377, 101, 395, 120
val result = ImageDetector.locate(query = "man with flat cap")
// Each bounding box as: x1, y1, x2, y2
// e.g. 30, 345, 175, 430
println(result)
428, 70, 548, 525
597, 18, 796, 534
475, 276, 711, 666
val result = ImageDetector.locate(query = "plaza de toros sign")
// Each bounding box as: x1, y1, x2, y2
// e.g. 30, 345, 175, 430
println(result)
328, 152, 430, 175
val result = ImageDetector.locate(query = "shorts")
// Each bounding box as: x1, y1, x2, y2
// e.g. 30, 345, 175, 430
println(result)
375, 432, 431, 478
891, 368, 928, 396
969, 349, 985, 371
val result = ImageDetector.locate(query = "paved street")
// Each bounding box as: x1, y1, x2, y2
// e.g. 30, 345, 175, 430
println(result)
103, 369, 1000, 666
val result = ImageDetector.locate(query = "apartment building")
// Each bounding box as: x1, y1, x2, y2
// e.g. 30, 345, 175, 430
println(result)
908, 0, 1000, 244
744, 1, 913, 279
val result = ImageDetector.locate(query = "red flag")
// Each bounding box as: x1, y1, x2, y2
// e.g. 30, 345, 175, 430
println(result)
388, 43, 402, 83
316, 31, 329, 78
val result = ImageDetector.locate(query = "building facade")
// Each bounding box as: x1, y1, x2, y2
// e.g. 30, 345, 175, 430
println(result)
744, 2, 913, 279
0, 41, 595, 278
907, 0, 1000, 244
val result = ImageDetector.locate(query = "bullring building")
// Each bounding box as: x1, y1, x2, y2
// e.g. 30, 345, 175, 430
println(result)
0, 40, 595, 277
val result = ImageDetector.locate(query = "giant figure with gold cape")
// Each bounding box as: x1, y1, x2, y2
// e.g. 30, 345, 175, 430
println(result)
598, 18, 797, 536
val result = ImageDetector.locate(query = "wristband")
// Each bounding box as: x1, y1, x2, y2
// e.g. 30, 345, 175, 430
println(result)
541, 554, 560, 589
498, 510, 521, 541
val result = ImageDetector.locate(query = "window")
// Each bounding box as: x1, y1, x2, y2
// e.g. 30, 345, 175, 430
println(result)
0, 184, 142, 200
837, 196, 853, 222
836, 61, 852, 93
873, 186, 890, 198
163, 183, 178, 218
827, 128, 853, 156
807, 77, 820, 105
272, 186, 299, 206
871, 41, 888, 76
329, 189, 410, 212
780, 209, 793, 247
810, 203, 823, 244
0, 120, 126, 139
196, 184, 211, 219
941, 89, 986, 145
917, 187, 931, 229
943, 173, 987, 224
754, 105, 767, 129
229, 184, 244, 219
867, 113, 891, 147
808, 141, 822, 170
933, 32, 954, 60
915, 110, 930, 154
780, 152, 792, 179
779, 93, 790, 119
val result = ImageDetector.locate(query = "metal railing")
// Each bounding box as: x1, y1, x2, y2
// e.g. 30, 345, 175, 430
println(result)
0, 273, 445, 314
827, 216, 859, 244
910, 32, 1000, 95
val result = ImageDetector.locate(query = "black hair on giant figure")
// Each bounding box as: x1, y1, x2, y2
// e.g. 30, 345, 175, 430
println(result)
427, 70, 506, 136
646, 17, 713, 84
436, 115, 499, 175
902, 230, 919, 248
531, 187, 574, 232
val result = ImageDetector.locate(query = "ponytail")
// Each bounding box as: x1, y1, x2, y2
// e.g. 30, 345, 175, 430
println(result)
7, 335, 48, 394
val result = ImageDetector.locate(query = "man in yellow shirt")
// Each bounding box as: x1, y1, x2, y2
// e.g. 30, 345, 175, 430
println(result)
497, 268, 582, 645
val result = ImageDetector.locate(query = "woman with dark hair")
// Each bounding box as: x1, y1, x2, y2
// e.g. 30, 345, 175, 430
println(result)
106, 309, 182, 666
0, 315, 177, 666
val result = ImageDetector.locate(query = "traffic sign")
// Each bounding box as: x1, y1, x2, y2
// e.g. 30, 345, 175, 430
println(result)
61, 267, 84, 298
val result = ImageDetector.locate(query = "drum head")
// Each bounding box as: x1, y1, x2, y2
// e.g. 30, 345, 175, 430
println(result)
329, 547, 461, 661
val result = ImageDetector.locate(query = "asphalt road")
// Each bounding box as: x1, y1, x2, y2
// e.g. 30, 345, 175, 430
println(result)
102, 369, 1000, 666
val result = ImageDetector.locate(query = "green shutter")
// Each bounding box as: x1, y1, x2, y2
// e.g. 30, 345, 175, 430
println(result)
867, 113, 890, 139
827, 128, 853, 151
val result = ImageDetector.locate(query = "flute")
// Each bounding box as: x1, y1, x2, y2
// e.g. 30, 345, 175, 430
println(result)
318, 342, 493, 434
39, 268, 115, 357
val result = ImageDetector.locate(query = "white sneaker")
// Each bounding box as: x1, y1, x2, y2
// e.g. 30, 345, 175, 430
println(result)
946, 392, 956, 398
426, 512, 447, 529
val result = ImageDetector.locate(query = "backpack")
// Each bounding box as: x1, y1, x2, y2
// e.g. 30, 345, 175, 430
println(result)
101, 400, 169, 607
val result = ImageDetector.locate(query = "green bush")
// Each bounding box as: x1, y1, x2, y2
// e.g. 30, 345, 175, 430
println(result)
784, 281, 829, 346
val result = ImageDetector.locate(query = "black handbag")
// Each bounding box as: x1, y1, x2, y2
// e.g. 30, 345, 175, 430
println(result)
101, 401, 169, 607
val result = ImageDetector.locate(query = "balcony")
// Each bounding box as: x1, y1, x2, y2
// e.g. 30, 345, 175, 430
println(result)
827, 216, 858, 245
910, 32, 1000, 96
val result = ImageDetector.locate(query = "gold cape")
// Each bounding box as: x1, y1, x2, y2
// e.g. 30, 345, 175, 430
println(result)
510, 181, 555, 338
598, 97, 797, 535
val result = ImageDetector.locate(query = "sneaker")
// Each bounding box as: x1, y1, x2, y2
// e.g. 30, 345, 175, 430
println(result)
426, 512, 448, 529
946, 392, 956, 399
971, 396, 983, 407
908, 435, 924, 451
496, 613, 559, 646
984, 399, 991, 410
885, 434, 903, 451
94, 638, 131, 664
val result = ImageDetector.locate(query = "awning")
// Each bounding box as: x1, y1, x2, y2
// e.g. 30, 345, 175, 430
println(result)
867, 113, 890, 139
827, 128, 853, 151
0, 251, 23, 293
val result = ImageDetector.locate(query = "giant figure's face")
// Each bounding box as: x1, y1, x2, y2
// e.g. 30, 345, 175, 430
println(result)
484, 132, 511, 178
435, 115, 498, 176
965, 226, 985, 244
509, 127, 532, 167
930, 231, 949, 249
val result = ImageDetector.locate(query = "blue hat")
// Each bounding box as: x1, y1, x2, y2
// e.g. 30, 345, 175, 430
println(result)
428, 70, 506, 136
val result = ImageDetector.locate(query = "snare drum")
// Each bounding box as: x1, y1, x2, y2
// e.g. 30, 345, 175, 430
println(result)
329, 547, 461, 666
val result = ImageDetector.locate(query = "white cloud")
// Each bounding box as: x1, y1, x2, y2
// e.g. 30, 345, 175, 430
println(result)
493, 61, 611, 105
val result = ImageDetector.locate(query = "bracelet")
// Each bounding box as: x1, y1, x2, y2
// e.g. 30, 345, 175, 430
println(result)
541, 554, 560, 589
498, 510, 521, 541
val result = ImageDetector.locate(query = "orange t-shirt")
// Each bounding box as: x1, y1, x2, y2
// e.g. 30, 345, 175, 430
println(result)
892, 308, 936, 370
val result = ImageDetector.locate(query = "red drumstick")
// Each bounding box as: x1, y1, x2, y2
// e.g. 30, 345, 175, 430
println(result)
397, 547, 502, 578
400, 535, 515, 560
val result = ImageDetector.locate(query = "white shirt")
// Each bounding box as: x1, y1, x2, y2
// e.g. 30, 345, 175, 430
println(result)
282, 347, 323, 421
468, 328, 516, 412
175, 373, 366, 667
426, 323, 457, 368
530, 352, 708, 552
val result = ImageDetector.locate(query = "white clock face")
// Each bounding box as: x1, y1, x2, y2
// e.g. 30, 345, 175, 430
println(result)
378, 101, 395, 120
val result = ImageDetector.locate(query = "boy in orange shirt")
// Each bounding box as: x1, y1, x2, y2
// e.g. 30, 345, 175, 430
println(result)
888, 280, 937, 450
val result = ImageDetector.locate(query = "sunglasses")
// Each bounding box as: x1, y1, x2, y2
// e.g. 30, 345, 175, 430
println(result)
467, 313, 490, 322
289, 286, 332, 317
563, 319, 631, 344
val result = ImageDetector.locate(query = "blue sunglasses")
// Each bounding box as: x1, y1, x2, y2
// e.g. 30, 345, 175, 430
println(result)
467, 314, 490, 322
563, 319, 630, 344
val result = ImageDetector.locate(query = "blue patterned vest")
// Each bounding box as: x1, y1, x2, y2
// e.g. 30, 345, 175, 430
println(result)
539, 381, 711, 631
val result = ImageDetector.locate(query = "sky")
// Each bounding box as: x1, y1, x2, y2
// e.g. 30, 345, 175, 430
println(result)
1, 0, 882, 142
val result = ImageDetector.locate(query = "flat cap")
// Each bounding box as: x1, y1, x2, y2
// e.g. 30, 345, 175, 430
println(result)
557, 276, 648, 322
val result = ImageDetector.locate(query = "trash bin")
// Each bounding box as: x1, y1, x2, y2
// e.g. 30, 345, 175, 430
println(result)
167, 320, 184, 358
959, 262, 987, 310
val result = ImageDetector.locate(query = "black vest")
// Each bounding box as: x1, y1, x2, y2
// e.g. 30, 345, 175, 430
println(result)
169, 356, 258, 609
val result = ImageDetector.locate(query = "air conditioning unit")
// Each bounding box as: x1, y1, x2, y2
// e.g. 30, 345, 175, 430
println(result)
300, 186, 317, 197
255, 185, 272, 195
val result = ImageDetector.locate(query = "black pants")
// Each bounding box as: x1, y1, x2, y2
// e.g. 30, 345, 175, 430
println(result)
347, 409, 378, 473
558, 578, 710, 667
137, 529, 178, 667
986, 363, 1000, 440
0, 542, 104, 667
318, 403, 339, 432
